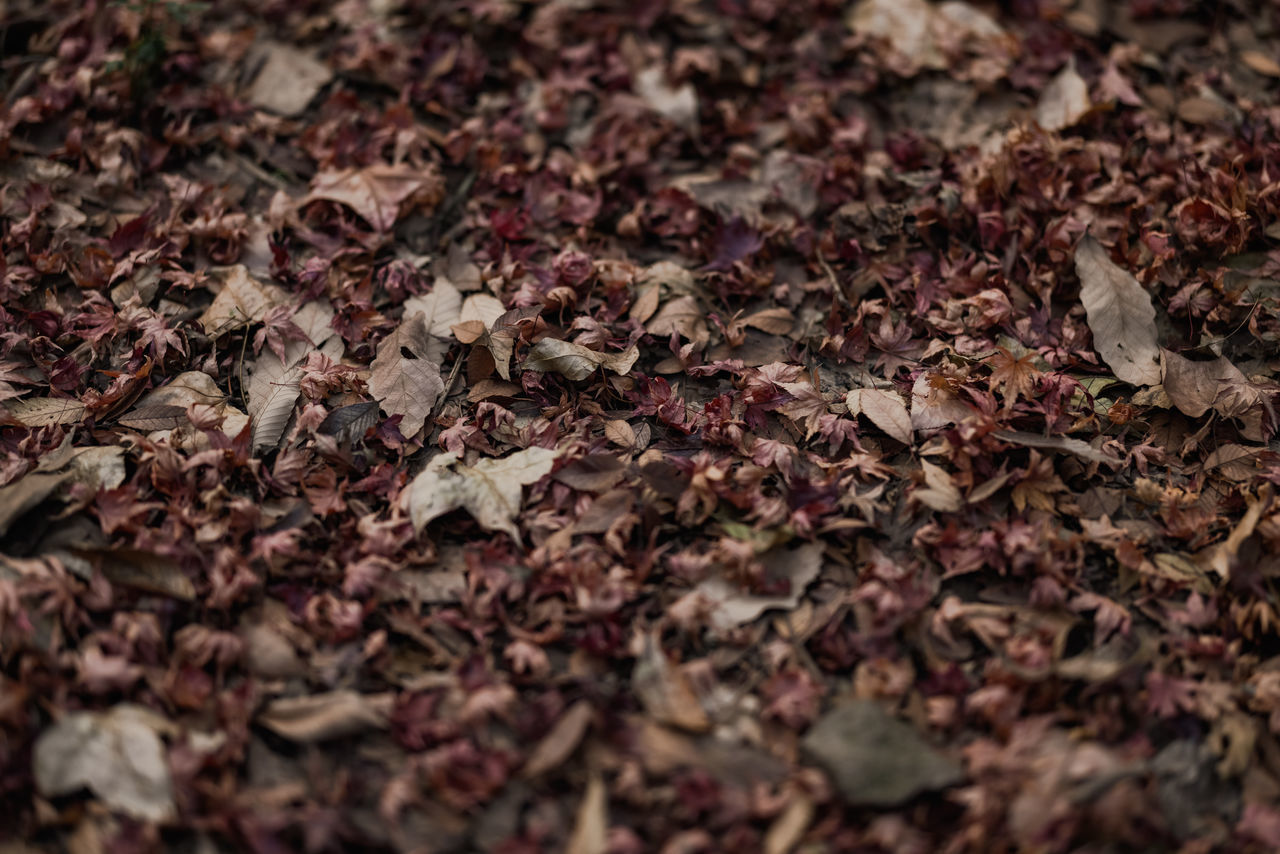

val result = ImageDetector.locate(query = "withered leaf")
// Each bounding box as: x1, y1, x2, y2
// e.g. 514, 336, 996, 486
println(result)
302, 163, 441, 232
4, 396, 87, 427
1036, 62, 1092, 131
554, 454, 628, 492
846, 388, 912, 445
522, 338, 638, 381
404, 445, 560, 542
369, 313, 445, 441
521, 700, 594, 778
1075, 234, 1162, 386
199, 265, 288, 338
565, 773, 608, 854
632, 635, 710, 732
692, 543, 823, 632
256, 691, 394, 742
913, 460, 964, 512
993, 429, 1120, 466
245, 41, 332, 117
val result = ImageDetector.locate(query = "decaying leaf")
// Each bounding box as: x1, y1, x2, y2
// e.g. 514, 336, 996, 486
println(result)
34, 704, 176, 822
368, 312, 445, 440
802, 700, 963, 806
692, 543, 823, 632
302, 163, 442, 232
992, 429, 1120, 466
403, 445, 559, 542
403, 278, 463, 340
913, 460, 964, 512
522, 338, 638, 381
246, 301, 340, 450
846, 388, 913, 444
199, 265, 288, 338
1075, 234, 1162, 386
4, 396, 87, 427
633, 66, 698, 133
0, 444, 126, 537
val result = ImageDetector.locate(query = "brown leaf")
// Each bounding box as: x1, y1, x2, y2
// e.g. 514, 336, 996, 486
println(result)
992, 429, 1120, 466
633, 66, 698, 132
647, 295, 709, 344
369, 313, 445, 440
245, 41, 332, 116
913, 460, 963, 512
522, 339, 638, 381
632, 635, 710, 732
521, 700, 594, 778
691, 543, 823, 632
1075, 234, 1162, 386
742, 307, 795, 335
1161, 349, 1228, 418
199, 265, 288, 338
1036, 62, 1092, 131
303, 163, 442, 232
554, 455, 628, 492
256, 691, 393, 742
4, 397, 87, 427
846, 388, 912, 444
565, 773, 608, 854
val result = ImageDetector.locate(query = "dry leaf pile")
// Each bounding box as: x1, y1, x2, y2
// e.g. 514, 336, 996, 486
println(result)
4, 0, 1280, 851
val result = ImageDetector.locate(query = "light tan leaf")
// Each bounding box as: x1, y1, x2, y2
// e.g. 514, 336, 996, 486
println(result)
743, 307, 794, 334
604, 420, 637, 449
257, 691, 394, 742
764, 793, 816, 854
246, 351, 303, 451
646, 295, 709, 344
632, 635, 710, 732
457, 293, 506, 329
1242, 49, 1280, 77
910, 373, 973, 430
245, 41, 332, 116
369, 313, 445, 440
198, 265, 288, 338
34, 704, 176, 822
303, 163, 441, 232
1036, 62, 1091, 131
914, 460, 963, 512
403, 278, 463, 339
404, 445, 559, 542
1161, 349, 1230, 418
992, 429, 1120, 466
523, 339, 638, 381
1075, 234, 1161, 386
522, 700, 594, 778
846, 388, 912, 444
629, 284, 660, 323
5, 397, 86, 427
565, 773, 608, 854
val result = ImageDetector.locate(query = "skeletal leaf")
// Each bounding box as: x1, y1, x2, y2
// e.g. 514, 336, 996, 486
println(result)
1075, 235, 1162, 386
523, 339, 639, 381
846, 388, 913, 444
404, 445, 559, 542
34, 704, 176, 822
368, 312, 445, 440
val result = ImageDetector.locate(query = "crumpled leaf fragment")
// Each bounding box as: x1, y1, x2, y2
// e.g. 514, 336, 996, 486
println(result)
1075, 234, 1162, 386
802, 700, 964, 806
34, 704, 176, 822
302, 163, 442, 232
522, 338, 638, 381
403, 445, 559, 542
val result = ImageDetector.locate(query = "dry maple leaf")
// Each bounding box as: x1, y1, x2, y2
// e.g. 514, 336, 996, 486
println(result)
987, 348, 1042, 411
1075, 234, 1162, 386
403, 445, 559, 542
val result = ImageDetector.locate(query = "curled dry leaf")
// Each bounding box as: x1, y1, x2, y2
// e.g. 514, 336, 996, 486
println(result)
522, 338, 639, 381
846, 388, 913, 444
302, 163, 442, 232
256, 690, 394, 742
1075, 234, 1162, 387
199, 265, 288, 338
404, 445, 559, 542
34, 704, 176, 822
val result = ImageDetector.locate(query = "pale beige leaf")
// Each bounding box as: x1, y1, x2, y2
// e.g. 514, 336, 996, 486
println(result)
198, 265, 288, 338
34, 704, 176, 822
369, 313, 445, 440
647, 295, 709, 344
914, 460, 963, 512
403, 278, 462, 339
1242, 49, 1280, 78
566, 774, 608, 854
1075, 234, 1161, 386
5, 397, 86, 427
247, 351, 303, 450
458, 293, 506, 329
846, 388, 912, 444
629, 284, 660, 323
910, 373, 973, 430
634, 66, 698, 132
1036, 62, 1091, 131
303, 163, 440, 232
604, 419, 637, 449
764, 793, 815, 854
404, 446, 559, 542
992, 429, 1120, 466
245, 41, 332, 116
523, 339, 638, 381
1161, 349, 1229, 418
692, 543, 823, 632
257, 691, 393, 742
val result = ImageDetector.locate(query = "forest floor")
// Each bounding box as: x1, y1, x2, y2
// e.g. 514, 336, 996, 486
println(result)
3, 1, 1280, 852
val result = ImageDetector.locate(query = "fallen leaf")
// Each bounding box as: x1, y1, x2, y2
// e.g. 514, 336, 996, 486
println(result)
913, 460, 964, 512
521, 700, 594, 778
256, 691, 393, 742
992, 429, 1120, 466
245, 41, 332, 116
634, 66, 698, 133
742, 307, 795, 335
646, 295, 710, 344
4, 397, 87, 427
693, 543, 823, 632
1241, 49, 1280, 77
198, 265, 288, 338
846, 388, 913, 444
303, 163, 442, 232
403, 278, 463, 340
1075, 234, 1162, 386
802, 700, 963, 806
1036, 62, 1092, 131
554, 454, 628, 492
403, 446, 559, 542
565, 773, 607, 854
632, 635, 710, 732
764, 793, 815, 854
522, 338, 638, 381
369, 313, 445, 440
34, 704, 176, 822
